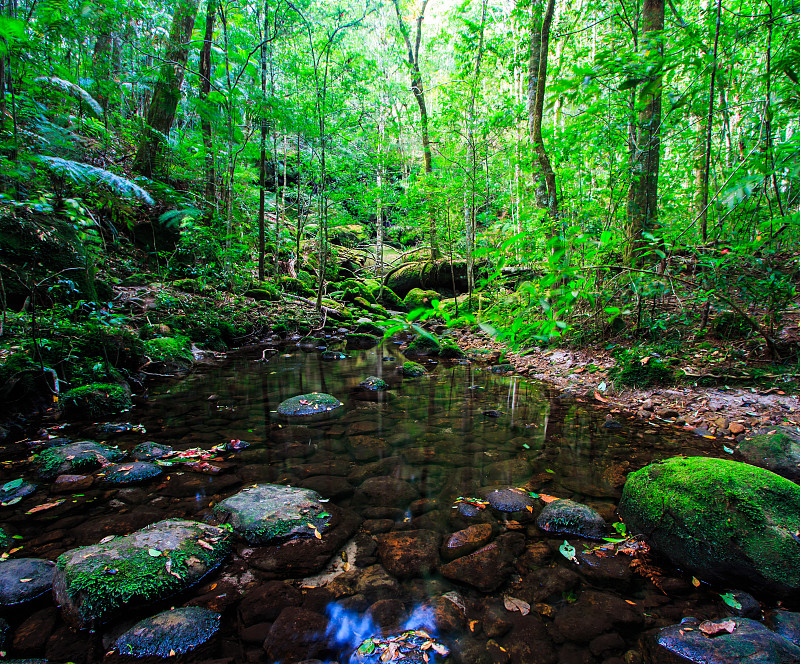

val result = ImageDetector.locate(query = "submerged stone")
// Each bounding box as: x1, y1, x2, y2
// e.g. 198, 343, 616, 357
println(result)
737, 427, 800, 482
359, 376, 389, 391
0, 558, 55, 606
619, 456, 800, 596
34, 440, 125, 480
277, 392, 343, 422
658, 617, 800, 663
131, 441, 174, 462
98, 461, 163, 485
52, 519, 231, 627
213, 484, 332, 544
401, 362, 426, 377
536, 499, 607, 540
112, 606, 220, 658
0, 479, 36, 505
485, 488, 536, 513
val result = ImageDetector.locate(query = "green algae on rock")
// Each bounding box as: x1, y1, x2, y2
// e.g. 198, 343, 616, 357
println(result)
35, 440, 125, 479
52, 519, 231, 628
112, 606, 221, 658
619, 456, 800, 596
213, 484, 332, 544
276, 392, 343, 422
401, 361, 426, 377
61, 383, 131, 419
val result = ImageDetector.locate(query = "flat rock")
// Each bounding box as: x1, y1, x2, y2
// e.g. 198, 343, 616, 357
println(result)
277, 393, 343, 422
97, 462, 163, 485
375, 530, 441, 578
441, 524, 493, 561
537, 499, 607, 540
0, 558, 55, 606
658, 617, 800, 663
51, 474, 93, 494
35, 441, 124, 480
485, 488, 536, 513
213, 484, 332, 544
354, 477, 418, 508
53, 519, 231, 627
439, 533, 524, 592
112, 607, 220, 659
737, 427, 800, 481
619, 456, 800, 596
131, 442, 174, 462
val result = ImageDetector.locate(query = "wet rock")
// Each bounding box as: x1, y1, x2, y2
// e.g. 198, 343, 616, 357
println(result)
769, 610, 800, 645
213, 484, 332, 544
482, 460, 533, 485
367, 599, 405, 630
431, 593, 466, 634
518, 565, 581, 603
239, 581, 302, 626
299, 475, 354, 500
322, 351, 347, 361
12, 607, 58, 653
485, 487, 536, 513
375, 530, 441, 578
439, 534, 523, 592
277, 393, 344, 423
359, 377, 389, 391
46, 624, 91, 664
536, 499, 607, 540
657, 616, 800, 663
51, 474, 94, 494
347, 436, 391, 462
725, 591, 762, 619
502, 613, 557, 664
363, 519, 394, 534
552, 590, 643, 644
483, 601, 514, 638
441, 524, 494, 561
241, 504, 361, 579
70, 510, 167, 544
354, 476, 419, 508
262, 607, 333, 663
111, 607, 220, 659
619, 456, 800, 596
53, 519, 231, 627
34, 440, 125, 479
0, 479, 37, 505
131, 442, 174, 462
575, 550, 634, 588
736, 426, 800, 481
98, 461, 163, 485
0, 558, 55, 606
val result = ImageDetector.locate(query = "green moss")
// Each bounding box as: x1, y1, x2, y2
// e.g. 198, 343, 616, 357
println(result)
402, 361, 426, 377
142, 336, 192, 363
439, 340, 465, 359
61, 383, 131, 419
353, 297, 387, 317
403, 288, 440, 310
609, 350, 673, 387
278, 276, 315, 297
407, 334, 441, 355
172, 278, 215, 295
243, 287, 279, 302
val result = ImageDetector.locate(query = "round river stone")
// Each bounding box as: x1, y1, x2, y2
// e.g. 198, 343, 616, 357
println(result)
536, 499, 607, 540
277, 393, 343, 422
98, 461, 163, 485
485, 488, 536, 513
113, 606, 221, 658
213, 483, 332, 544
131, 441, 174, 461
0, 558, 55, 606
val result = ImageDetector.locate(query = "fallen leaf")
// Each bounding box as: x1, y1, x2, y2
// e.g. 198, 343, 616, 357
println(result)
25, 500, 65, 514
503, 596, 531, 615
691, 576, 701, 587
559, 540, 578, 563
148, 548, 162, 557
99, 536, 115, 544
2, 478, 24, 492
720, 592, 743, 610
431, 643, 449, 656
19, 578, 32, 583
539, 494, 560, 503
468, 620, 480, 632
197, 539, 214, 550
641, 356, 651, 365
625, 600, 636, 605
594, 391, 609, 403
699, 619, 736, 637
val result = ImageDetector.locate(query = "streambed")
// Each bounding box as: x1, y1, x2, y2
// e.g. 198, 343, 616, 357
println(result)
0, 340, 756, 663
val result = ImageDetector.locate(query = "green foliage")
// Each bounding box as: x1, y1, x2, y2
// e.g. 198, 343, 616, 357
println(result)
61, 383, 131, 418
609, 349, 674, 387
142, 336, 192, 363
36, 156, 154, 205
401, 361, 426, 377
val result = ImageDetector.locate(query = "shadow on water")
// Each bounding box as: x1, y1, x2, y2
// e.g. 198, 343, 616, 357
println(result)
0, 342, 736, 663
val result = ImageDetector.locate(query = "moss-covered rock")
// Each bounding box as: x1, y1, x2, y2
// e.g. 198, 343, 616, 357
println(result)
439, 339, 465, 359
277, 392, 344, 422
345, 333, 381, 350
142, 336, 192, 372
131, 442, 174, 462
359, 376, 389, 391
243, 287, 279, 302
52, 519, 231, 627
213, 484, 332, 544
385, 260, 473, 298
619, 456, 800, 596
353, 297, 387, 317
278, 276, 315, 297
35, 440, 125, 479
610, 353, 673, 387
403, 288, 441, 311
406, 334, 441, 356
367, 284, 406, 311
172, 278, 215, 295
401, 361, 426, 377
737, 427, 800, 481
61, 383, 132, 419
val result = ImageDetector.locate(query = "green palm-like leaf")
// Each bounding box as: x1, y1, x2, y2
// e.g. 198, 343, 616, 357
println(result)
36, 156, 155, 205
34, 77, 103, 118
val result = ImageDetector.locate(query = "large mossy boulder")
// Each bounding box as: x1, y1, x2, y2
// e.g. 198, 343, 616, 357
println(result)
277, 392, 343, 422
52, 519, 231, 627
619, 456, 800, 596
403, 288, 441, 311
385, 260, 473, 298
737, 427, 800, 482
61, 383, 131, 419
213, 484, 332, 544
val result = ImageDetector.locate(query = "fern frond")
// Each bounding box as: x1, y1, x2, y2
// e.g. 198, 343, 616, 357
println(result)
36, 156, 155, 205
34, 77, 103, 118
158, 208, 202, 228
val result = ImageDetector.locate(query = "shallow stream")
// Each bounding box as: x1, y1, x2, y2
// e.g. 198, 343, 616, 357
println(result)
0, 341, 747, 663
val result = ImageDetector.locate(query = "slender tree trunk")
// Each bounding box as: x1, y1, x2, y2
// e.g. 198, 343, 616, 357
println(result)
133, 0, 199, 177
392, 0, 440, 260
93, 25, 112, 114
624, 0, 665, 265
376, 108, 385, 278
199, 0, 216, 210
258, 3, 269, 281
700, 0, 722, 242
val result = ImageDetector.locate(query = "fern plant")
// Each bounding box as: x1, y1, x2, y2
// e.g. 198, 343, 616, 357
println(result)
33, 77, 103, 118
36, 156, 154, 205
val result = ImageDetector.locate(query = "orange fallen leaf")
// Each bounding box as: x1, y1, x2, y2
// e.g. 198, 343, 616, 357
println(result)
625, 600, 636, 605
699, 619, 736, 637
539, 494, 560, 503
594, 391, 608, 403
26, 500, 65, 514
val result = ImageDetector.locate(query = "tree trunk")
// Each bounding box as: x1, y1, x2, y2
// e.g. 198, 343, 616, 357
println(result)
392, 0, 440, 260
199, 0, 217, 210
93, 26, 112, 113
133, 0, 199, 177
258, 3, 268, 281
624, 0, 665, 265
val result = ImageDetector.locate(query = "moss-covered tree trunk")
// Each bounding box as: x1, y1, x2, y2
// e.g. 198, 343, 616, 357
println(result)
133, 0, 199, 177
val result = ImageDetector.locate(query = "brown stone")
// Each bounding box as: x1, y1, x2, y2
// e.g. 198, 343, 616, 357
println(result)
13, 607, 59, 653
239, 581, 302, 626
441, 524, 493, 561
729, 423, 746, 435
51, 474, 94, 494
262, 607, 334, 662
376, 530, 441, 578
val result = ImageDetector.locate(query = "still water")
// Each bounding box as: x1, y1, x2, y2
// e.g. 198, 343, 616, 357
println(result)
1, 342, 735, 663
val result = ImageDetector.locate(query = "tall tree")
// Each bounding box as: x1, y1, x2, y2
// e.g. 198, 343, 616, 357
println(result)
625, 0, 665, 265
199, 0, 217, 209
133, 0, 200, 177
392, 0, 441, 260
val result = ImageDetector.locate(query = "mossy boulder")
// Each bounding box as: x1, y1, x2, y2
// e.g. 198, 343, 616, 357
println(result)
610, 353, 673, 387
142, 336, 193, 372
403, 288, 441, 311
368, 284, 406, 311
0, 558, 55, 607
278, 276, 315, 297
385, 260, 473, 298
277, 392, 344, 422
52, 519, 231, 628
619, 456, 800, 596
35, 440, 125, 479
243, 287, 280, 302
213, 484, 333, 544
353, 297, 387, 317
359, 376, 389, 391
172, 278, 215, 296
345, 333, 381, 350
406, 334, 441, 356
61, 383, 132, 419
112, 607, 221, 659
401, 361, 426, 377
97, 461, 163, 486
737, 427, 800, 482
